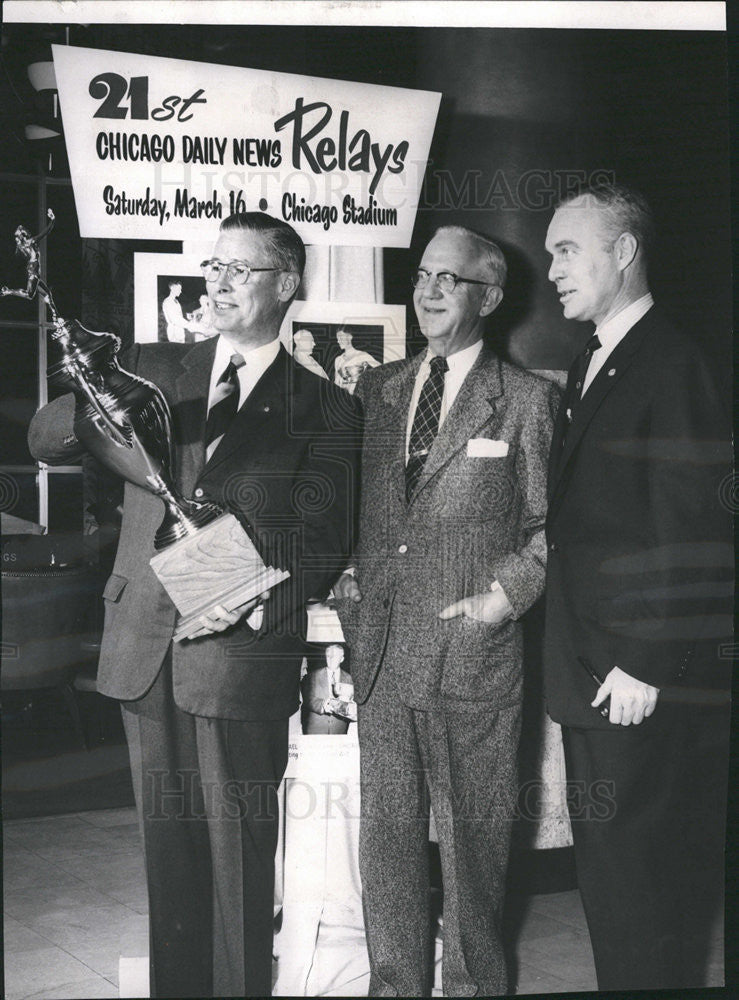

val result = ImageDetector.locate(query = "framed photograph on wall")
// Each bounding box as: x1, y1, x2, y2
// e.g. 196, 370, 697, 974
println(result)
133, 252, 218, 344
280, 300, 406, 394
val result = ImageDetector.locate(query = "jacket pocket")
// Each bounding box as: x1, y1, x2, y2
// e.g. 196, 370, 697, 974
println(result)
439, 616, 521, 703
103, 573, 128, 603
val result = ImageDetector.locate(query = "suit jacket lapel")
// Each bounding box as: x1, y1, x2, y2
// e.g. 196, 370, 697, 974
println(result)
411, 348, 503, 502
548, 308, 655, 511
200, 346, 289, 477
378, 353, 424, 506
174, 337, 218, 495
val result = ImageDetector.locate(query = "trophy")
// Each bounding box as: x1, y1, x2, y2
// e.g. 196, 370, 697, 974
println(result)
1, 210, 289, 641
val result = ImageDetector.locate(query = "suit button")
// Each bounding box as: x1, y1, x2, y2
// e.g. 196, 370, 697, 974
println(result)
194, 488, 204, 498
549, 542, 558, 552
382, 598, 390, 609
398, 544, 408, 554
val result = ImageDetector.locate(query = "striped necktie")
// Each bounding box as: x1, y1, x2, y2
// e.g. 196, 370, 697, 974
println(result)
205, 353, 245, 458
406, 354, 449, 502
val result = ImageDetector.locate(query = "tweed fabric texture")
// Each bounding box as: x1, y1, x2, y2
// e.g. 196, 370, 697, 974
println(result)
337, 345, 560, 995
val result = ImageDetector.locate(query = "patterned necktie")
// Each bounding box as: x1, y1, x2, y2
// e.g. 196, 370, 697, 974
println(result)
406, 354, 449, 502
562, 333, 601, 432
205, 353, 245, 456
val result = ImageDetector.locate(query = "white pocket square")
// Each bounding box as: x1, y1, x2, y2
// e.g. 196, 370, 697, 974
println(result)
467, 438, 509, 457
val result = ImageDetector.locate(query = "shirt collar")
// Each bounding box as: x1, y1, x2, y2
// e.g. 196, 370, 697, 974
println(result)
595, 293, 654, 354
213, 334, 281, 375
422, 338, 483, 373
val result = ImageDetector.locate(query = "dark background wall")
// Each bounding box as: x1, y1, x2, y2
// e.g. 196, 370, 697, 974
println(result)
1, 23, 731, 374
395, 29, 732, 374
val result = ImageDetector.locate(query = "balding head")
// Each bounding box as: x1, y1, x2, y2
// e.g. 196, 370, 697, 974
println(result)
413, 226, 506, 357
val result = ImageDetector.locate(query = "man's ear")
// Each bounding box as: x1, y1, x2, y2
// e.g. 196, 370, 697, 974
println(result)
278, 271, 301, 302
479, 284, 503, 318
614, 232, 638, 271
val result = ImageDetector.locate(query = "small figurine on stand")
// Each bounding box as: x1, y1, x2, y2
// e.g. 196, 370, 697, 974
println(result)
1, 209, 56, 307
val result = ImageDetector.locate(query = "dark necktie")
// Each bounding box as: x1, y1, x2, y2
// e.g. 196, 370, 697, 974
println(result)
205, 353, 245, 454
562, 333, 601, 431
406, 354, 449, 502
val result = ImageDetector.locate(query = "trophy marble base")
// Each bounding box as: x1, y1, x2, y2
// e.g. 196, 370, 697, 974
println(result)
149, 512, 289, 642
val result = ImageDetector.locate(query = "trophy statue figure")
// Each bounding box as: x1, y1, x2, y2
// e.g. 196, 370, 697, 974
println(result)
2, 210, 288, 640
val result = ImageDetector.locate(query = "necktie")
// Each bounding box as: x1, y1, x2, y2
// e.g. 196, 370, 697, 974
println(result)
205, 353, 245, 456
563, 333, 601, 431
406, 354, 449, 502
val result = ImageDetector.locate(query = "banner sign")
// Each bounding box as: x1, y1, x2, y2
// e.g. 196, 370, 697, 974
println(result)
52, 45, 440, 247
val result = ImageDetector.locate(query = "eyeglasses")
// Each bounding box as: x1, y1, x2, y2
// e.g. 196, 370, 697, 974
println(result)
200, 259, 281, 285
411, 268, 491, 294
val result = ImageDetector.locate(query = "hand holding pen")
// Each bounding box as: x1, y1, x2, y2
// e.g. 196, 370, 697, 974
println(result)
578, 656, 659, 726
578, 656, 612, 719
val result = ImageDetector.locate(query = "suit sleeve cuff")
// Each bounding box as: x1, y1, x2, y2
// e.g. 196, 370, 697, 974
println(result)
490, 579, 515, 619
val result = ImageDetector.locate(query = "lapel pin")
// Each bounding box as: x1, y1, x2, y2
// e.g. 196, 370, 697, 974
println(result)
262, 404, 270, 413
608, 368, 616, 376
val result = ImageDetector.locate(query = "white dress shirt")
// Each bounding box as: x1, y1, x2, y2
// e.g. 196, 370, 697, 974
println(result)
206, 335, 281, 628
162, 295, 188, 343
405, 340, 483, 459
323, 665, 341, 711
404, 338, 513, 617
208, 334, 281, 415
582, 292, 654, 395
329, 664, 341, 693
206, 335, 281, 462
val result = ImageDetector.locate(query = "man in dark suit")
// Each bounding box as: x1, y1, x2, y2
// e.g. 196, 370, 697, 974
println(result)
543, 183, 732, 990
335, 225, 560, 996
29, 213, 359, 998
300, 643, 354, 734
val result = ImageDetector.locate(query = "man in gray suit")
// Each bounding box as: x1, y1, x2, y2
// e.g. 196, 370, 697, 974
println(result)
29, 213, 359, 998
335, 226, 559, 996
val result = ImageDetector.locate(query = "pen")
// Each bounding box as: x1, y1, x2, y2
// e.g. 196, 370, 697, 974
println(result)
577, 655, 611, 719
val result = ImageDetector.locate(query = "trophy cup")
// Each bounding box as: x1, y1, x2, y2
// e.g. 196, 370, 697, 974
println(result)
1, 210, 289, 641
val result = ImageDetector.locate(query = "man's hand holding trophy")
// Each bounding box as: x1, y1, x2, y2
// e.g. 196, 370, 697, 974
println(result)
1, 209, 289, 640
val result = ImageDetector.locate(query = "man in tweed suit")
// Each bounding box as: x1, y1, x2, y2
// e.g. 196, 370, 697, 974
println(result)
335, 226, 560, 996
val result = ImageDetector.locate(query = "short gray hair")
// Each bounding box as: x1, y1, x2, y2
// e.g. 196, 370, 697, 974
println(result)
558, 182, 656, 258
220, 211, 306, 277
433, 225, 507, 288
